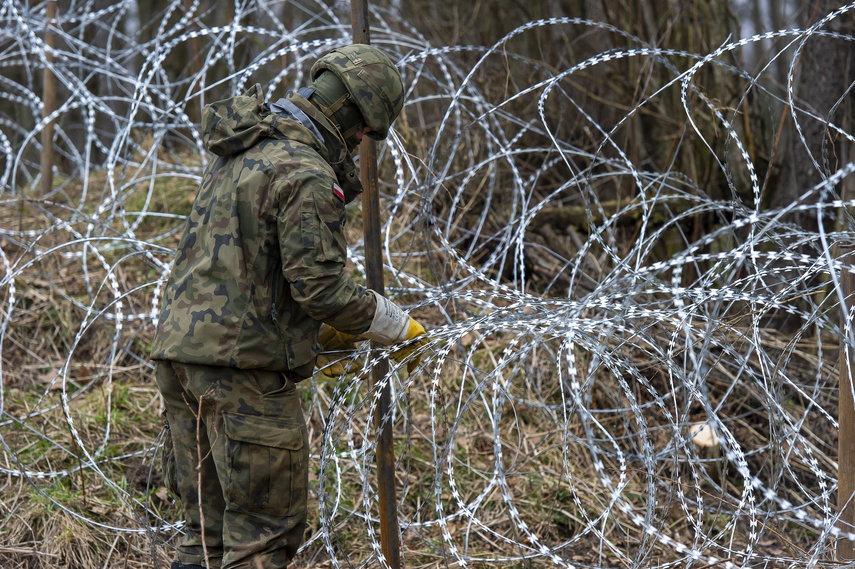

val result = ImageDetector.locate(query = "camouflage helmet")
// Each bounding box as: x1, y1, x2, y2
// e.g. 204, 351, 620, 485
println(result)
310, 44, 404, 140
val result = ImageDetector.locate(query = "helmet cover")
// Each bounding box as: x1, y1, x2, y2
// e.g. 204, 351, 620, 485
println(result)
310, 44, 404, 140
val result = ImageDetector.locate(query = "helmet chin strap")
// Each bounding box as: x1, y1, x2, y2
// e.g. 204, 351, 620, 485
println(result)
308, 72, 366, 151
316, 92, 350, 118
322, 100, 364, 143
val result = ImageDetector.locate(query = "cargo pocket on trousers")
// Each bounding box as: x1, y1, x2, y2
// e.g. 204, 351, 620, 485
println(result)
223, 411, 305, 514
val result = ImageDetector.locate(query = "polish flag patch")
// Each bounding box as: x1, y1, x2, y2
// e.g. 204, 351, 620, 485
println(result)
333, 183, 345, 202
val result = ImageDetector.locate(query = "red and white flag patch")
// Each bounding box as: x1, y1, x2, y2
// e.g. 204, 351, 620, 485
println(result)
333, 183, 345, 202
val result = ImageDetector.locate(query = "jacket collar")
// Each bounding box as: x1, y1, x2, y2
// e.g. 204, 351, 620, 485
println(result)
271, 91, 365, 203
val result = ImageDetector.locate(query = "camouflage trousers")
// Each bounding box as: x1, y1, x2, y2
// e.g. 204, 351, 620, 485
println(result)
155, 360, 309, 569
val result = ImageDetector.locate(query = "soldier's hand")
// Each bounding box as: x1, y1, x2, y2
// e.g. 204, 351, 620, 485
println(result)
316, 324, 364, 377
390, 317, 427, 374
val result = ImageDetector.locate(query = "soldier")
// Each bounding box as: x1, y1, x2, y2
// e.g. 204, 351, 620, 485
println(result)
151, 44, 426, 569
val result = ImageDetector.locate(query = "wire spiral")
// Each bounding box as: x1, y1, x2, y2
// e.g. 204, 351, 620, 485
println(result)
1, 1, 854, 567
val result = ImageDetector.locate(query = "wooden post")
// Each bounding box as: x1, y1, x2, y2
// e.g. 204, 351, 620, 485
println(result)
349, 2, 402, 568
39, 0, 58, 197
840, 247, 855, 560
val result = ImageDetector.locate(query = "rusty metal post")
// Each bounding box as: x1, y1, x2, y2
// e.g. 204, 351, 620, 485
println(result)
40, 0, 58, 197
840, 247, 855, 560
350, 2, 402, 568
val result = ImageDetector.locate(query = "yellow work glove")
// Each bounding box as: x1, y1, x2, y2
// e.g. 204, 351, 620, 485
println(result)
390, 317, 428, 373
316, 325, 363, 377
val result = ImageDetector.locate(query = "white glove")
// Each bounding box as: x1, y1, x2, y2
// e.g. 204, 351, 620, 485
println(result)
363, 291, 409, 345
363, 291, 428, 373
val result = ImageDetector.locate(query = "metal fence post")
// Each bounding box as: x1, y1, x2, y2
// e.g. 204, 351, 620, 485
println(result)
349, 2, 402, 567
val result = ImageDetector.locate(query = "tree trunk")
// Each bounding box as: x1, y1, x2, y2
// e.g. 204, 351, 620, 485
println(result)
40, 0, 58, 197
772, 1, 854, 223
766, 1, 854, 332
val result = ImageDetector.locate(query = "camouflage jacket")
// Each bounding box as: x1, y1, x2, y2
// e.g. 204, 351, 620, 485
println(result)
150, 84, 376, 377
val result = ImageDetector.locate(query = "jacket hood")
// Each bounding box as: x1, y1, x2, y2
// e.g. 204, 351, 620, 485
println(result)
203, 84, 273, 156
201, 84, 364, 202
204, 84, 327, 157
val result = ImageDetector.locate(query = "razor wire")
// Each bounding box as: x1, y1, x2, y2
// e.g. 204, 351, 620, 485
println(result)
0, 0, 854, 567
